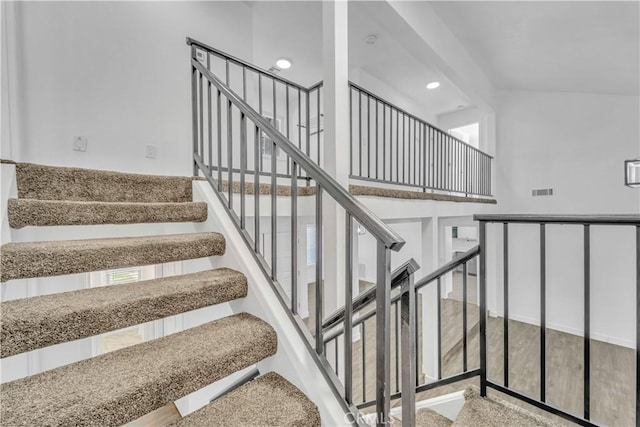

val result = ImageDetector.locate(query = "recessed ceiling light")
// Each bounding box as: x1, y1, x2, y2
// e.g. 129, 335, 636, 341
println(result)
364, 34, 378, 45
426, 81, 440, 89
276, 58, 292, 70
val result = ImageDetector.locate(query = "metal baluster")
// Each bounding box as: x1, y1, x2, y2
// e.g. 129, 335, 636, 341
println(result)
271, 139, 277, 280
227, 99, 233, 208
335, 339, 339, 375
504, 223, 509, 386
291, 162, 298, 313
479, 221, 488, 396
217, 90, 222, 191
298, 88, 302, 151
395, 301, 400, 393
317, 87, 321, 164
402, 114, 406, 184
635, 225, 639, 427
207, 55, 212, 175
240, 113, 246, 229
286, 85, 290, 176
396, 110, 399, 183
463, 261, 468, 372
367, 95, 371, 178
345, 213, 353, 403
242, 66, 247, 101
259, 75, 263, 171
359, 91, 362, 176
383, 104, 386, 180
437, 277, 442, 380
225, 59, 230, 86
362, 322, 367, 402
315, 187, 324, 354
413, 119, 420, 185
401, 270, 416, 427
254, 126, 260, 253
349, 88, 353, 176
191, 61, 198, 176
407, 118, 411, 184
375, 100, 379, 179
540, 223, 546, 402
584, 224, 591, 420
376, 241, 391, 426
199, 70, 204, 161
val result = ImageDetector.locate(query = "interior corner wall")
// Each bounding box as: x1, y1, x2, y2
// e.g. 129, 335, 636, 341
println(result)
493, 89, 640, 348
11, 1, 253, 175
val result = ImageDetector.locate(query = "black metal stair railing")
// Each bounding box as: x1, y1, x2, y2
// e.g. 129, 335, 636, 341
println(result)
322, 214, 640, 427
188, 37, 406, 427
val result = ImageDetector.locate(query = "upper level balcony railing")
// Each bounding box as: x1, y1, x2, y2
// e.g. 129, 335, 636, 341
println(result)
349, 83, 493, 197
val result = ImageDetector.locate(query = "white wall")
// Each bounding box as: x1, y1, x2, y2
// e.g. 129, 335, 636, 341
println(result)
4, 1, 253, 175
496, 90, 639, 214
491, 90, 640, 348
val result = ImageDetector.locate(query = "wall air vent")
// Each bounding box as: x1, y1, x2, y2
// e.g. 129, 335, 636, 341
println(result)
532, 188, 554, 197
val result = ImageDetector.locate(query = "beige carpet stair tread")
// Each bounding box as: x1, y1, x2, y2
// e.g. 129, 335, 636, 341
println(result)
0, 313, 277, 427
416, 408, 453, 427
15, 162, 194, 203
170, 372, 320, 427
1, 268, 247, 358
452, 389, 563, 427
0, 232, 224, 282
7, 198, 208, 228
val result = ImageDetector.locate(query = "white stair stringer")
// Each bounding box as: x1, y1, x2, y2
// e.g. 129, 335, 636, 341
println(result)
192, 180, 348, 426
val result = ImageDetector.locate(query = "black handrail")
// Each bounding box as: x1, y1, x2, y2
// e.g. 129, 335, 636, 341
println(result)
415, 245, 480, 290
322, 258, 420, 332
474, 214, 640, 225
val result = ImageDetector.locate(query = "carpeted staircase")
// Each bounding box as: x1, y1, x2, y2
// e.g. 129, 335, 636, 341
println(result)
0, 162, 321, 426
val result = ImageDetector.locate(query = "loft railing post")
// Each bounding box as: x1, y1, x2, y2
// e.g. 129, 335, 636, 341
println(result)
636, 226, 640, 427
479, 220, 488, 396
376, 240, 391, 426
400, 269, 416, 426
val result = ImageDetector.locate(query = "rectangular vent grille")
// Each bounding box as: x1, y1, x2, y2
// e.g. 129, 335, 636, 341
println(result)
532, 188, 553, 197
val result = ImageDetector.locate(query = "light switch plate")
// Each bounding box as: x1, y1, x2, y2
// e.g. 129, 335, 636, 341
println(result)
145, 144, 157, 159
72, 136, 87, 152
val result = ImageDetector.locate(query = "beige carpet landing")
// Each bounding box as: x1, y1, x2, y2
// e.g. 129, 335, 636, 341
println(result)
171, 372, 321, 427
450, 388, 563, 427
0, 313, 277, 426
